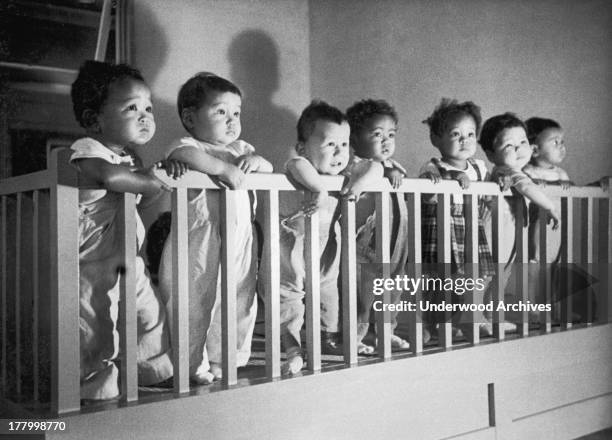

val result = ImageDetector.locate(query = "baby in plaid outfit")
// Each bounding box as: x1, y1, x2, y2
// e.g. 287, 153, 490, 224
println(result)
419, 98, 497, 339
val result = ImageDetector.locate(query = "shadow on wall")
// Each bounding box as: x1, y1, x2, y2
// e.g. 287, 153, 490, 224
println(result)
228, 30, 298, 171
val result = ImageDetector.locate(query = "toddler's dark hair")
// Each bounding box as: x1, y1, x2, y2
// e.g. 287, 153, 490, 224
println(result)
346, 99, 398, 134
525, 117, 561, 144
296, 100, 347, 145
479, 112, 526, 154
177, 72, 242, 130
423, 98, 482, 138
71, 60, 145, 128
145, 211, 172, 282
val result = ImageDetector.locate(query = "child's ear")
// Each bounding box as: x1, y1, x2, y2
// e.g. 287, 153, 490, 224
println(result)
295, 141, 305, 156
429, 133, 441, 148
81, 109, 100, 132
181, 108, 194, 129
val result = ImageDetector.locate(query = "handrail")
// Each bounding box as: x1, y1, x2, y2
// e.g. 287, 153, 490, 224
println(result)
153, 170, 609, 198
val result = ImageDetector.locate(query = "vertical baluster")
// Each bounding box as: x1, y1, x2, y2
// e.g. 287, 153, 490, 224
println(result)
437, 193, 452, 348
304, 207, 321, 372
538, 208, 552, 333
220, 190, 238, 385
514, 199, 529, 336
464, 194, 480, 344
606, 198, 612, 323
375, 192, 391, 359
406, 192, 423, 353
32, 190, 39, 402
490, 195, 505, 340
341, 198, 357, 364
1, 195, 6, 394
262, 190, 281, 378
118, 193, 137, 402
560, 197, 573, 329
581, 198, 594, 325
15, 192, 22, 398
171, 188, 189, 394
49, 149, 80, 414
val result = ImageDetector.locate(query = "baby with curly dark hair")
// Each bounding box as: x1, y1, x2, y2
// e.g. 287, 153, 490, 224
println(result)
346, 99, 411, 353
419, 98, 499, 339
69, 60, 186, 400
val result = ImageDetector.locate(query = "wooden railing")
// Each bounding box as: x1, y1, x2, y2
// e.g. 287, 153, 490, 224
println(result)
0, 150, 610, 416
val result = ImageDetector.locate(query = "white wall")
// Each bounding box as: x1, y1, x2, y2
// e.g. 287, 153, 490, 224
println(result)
132, 0, 310, 170
310, 0, 612, 183
131, 0, 310, 223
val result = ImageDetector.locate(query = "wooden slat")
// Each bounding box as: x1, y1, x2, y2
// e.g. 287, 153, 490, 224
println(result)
0, 170, 51, 196
118, 193, 138, 402
155, 170, 513, 196
490, 196, 505, 340
560, 197, 573, 330
538, 208, 552, 334
1, 196, 6, 394
15, 192, 22, 398
49, 149, 80, 415
406, 193, 423, 354
32, 190, 40, 402
304, 207, 321, 372
262, 190, 281, 378
94, 0, 113, 61
604, 198, 612, 324
437, 193, 452, 348
464, 194, 480, 344
580, 198, 594, 325
375, 192, 391, 359
220, 190, 238, 385
171, 188, 189, 394
514, 199, 529, 337
340, 198, 357, 365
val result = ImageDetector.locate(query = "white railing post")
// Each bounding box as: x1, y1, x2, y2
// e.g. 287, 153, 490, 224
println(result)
220, 189, 238, 385
340, 198, 357, 365
560, 197, 573, 329
305, 201, 321, 372
437, 193, 452, 348
261, 190, 281, 379
580, 198, 594, 325
514, 199, 529, 337
538, 207, 552, 333
375, 191, 391, 359
49, 148, 80, 414
118, 193, 138, 402
171, 188, 190, 394
490, 195, 505, 340
464, 193, 480, 344
406, 192, 423, 354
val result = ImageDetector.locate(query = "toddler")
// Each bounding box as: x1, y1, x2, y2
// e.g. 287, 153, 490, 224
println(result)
69, 60, 182, 400
523, 117, 596, 320
158, 73, 272, 384
420, 99, 496, 337
480, 113, 560, 320
346, 98, 410, 354
278, 100, 380, 375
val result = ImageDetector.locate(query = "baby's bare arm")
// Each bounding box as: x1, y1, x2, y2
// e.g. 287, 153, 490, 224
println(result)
343, 160, 384, 199
169, 146, 245, 189
75, 158, 168, 197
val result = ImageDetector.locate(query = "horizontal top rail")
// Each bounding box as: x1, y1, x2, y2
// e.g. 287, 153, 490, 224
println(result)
0, 170, 53, 195
153, 170, 610, 198
0, 166, 608, 199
